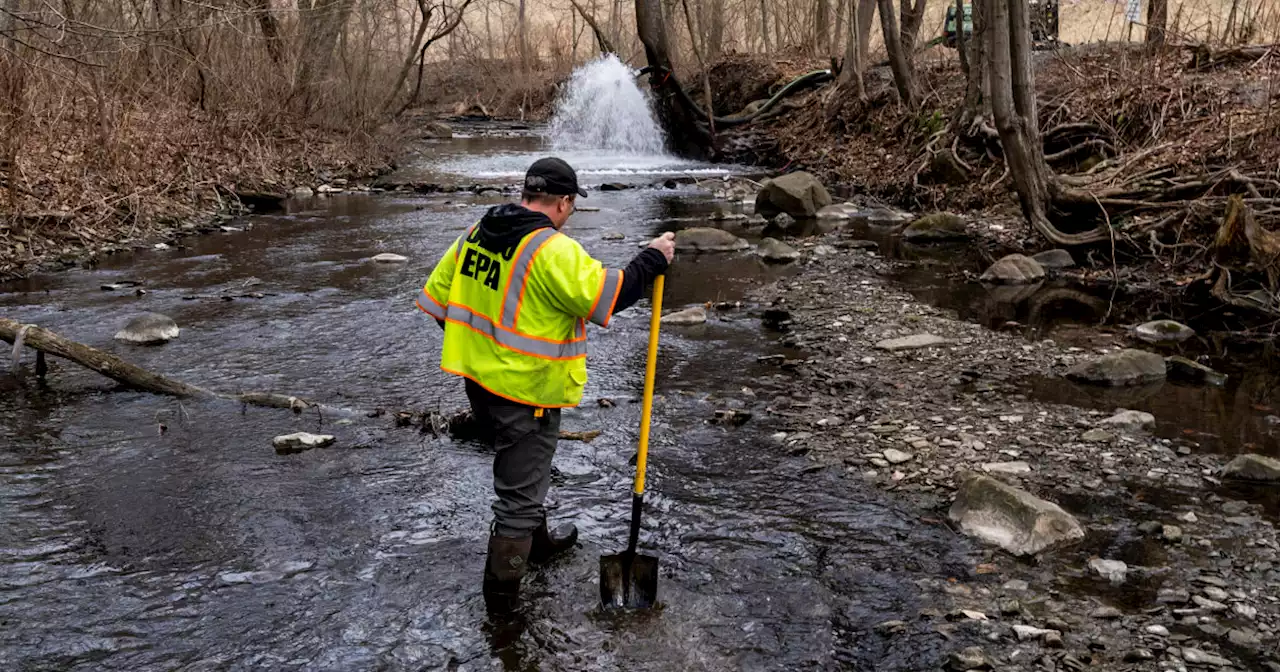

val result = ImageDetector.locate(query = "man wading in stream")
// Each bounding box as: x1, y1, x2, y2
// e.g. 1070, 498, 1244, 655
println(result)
416, 157, 676, 610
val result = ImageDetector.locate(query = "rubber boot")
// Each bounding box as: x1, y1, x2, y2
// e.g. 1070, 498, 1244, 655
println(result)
528, 518, 578, 565
483, 534, 532, 614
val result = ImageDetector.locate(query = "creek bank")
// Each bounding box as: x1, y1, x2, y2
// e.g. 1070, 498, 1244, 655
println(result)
737, 223, 1280, 671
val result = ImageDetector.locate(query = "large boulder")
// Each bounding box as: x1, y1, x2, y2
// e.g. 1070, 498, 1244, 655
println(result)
949, 472, 1085, 556
661, 306, 708, 326
1066, 349, 1167, 386
756, 237, 801, 263
754, 171, 832, 220
675, 227, 750, 253
114, 313, 180, 345
1133, 320, 1195, 345
980, 254, 1046, 285
902, 213, 969, 242
1221, 454, 1280, 482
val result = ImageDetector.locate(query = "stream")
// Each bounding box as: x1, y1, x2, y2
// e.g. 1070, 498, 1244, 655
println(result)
0, 129, 990, 671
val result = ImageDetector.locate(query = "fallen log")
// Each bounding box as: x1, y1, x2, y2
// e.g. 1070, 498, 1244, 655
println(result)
1, 317, 335, 414
2, 318, 611, 442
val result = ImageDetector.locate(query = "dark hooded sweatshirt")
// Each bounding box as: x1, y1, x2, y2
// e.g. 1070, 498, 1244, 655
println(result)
436, 203, 668, 326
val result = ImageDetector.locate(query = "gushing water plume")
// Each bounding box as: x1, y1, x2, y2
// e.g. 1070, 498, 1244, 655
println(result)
548, 54, 667, 155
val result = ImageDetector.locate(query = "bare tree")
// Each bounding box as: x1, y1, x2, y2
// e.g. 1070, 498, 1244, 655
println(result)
384, 0, 474, 116
839, 0, 875, 99
637, 0, 711, 156
760, 0, 772, 51
815, 0, 831, 54
982, 0, 1107, 245
877, 0, 917, 107
1146, 0, 1168, 46
295, 0, 360, 113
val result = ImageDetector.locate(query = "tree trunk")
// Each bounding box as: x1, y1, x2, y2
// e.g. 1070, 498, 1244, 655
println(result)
294, 0, 358, 114
959, 0, 989, 129
877, 0, 917, 107
636, 0, 711, 157
706, 0, 725, 58
815, 0, 831, 54
899, 0, 928, 55
833, 0, 847, 56
517, 0, 531, 69
983, 0, 1107, 246
839, 0, 871, 98
1145, 0, 1167, 46
247, 0, 284, 63
759, 0, 772, 51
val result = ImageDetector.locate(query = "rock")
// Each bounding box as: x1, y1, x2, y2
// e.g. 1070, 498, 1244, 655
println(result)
371, 253, 409, 263
1090, 605, 1123, 619
1090, 558, 1128, 584
661, 306, 708, 326
875, 619, 908, 634
709, 208, 747, 222
771, 212, 797, 231
982, 461, 1031, 475
1133, 320, 1196, 345
855, 207, 914, 227
599, 182, 629, 191
754, 171, 832, 219
948, 647, 991, 671
1166, 356, 1228, 386
602, 231, 626, 241
979, 254, 1046, 285
317, 184, 342, 194
902, 213, 969, 241
1162, 525, 1184, 543
1066, 349, 1167, 386
1193, 595, 1228, 612
1228, 629, 1261, 648
421, 121, 453, 139
1012, 625, 1058, 641
114, 313, 180, 345
948, 472, 1085, 557
876, 334, 948, 351
1181, 647, 1231, 667
1222, 454, 1280, 482
1032, 249, 1075, 269
1043, 631, 1065, 649
290, 186, 315, 198
1081, 429, 1114, 443
1178, 511, 1198, 523
675, 227, 750, 253
1202, 586, 1229, 602
816, 204, 854, 220
273, 432, 335, 455
756, 237, 801, 263
711, 409, 752, 426
1098, 409, 1156, 431
1125, 648, 1155, 662
1146, 625, 1170, 636
100, 280, 143, 291
883, 448, 914, 464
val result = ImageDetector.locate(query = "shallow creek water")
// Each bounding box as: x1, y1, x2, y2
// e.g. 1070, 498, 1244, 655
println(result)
0, 133, 984, 670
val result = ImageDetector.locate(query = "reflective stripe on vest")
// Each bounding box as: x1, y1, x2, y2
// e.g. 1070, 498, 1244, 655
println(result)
500, 228, 558, 329
588, 269, 622, 327
416, 287, 447, 320
446, 303, 587, 360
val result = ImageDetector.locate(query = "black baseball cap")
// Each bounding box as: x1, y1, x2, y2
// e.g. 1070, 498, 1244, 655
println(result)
523, 157, 588, 198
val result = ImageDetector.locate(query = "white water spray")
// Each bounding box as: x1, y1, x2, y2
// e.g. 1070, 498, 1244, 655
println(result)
548, 54, 667, 155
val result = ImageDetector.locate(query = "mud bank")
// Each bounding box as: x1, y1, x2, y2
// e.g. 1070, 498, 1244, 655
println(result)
739, 224, 1280, 670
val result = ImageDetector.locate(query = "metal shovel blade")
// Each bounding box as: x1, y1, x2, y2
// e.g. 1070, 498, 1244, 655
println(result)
599, 551, 658, 609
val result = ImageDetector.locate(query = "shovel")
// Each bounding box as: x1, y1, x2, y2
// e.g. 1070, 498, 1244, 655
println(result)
599, 274, 665, 610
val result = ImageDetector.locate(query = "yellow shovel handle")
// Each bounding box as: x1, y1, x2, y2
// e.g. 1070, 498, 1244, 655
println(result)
633, 274, 663, 495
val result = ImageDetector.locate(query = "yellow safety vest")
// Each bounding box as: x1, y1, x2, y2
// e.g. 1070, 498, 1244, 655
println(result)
417, 224, 623, 408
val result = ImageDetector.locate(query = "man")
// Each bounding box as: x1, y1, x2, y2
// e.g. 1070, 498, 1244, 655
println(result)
416, 157, 676, 609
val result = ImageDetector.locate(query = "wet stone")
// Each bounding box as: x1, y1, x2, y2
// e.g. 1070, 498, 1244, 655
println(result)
883, 448, 914, 464
876, 333, 948, 351
1090, 558, 1129, 584
756, 237, 800, 263
1098, 409, 1155, 431
273, 432, 335, 454
371, 253, 408, 263
1163, 525, 1184, 543
1013, 624, 1058, 641
1182, 647, 1231, 667
1066, 349, 1167, 386
1081, 429, 1114, 443
902, 212, 969, 242
982, 461, 1031, 475
661, 306, 708, 326
1167, 356, 1228, 386
1125, 649, 1156, 662
1221, 453, 1280, 482
113, 312, 180, 345
754, 171, 832, 219
980, 254, 1046, 285
674, 227, 750, 252
1032, 249, 1075, 269
948, 646, 991, 670
1146, 625, 1171, 636
948, 472, 1085, 556
1159, 588, 1191, 604
1133, 320, 1196, 345
1090, 605, 1123, 619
